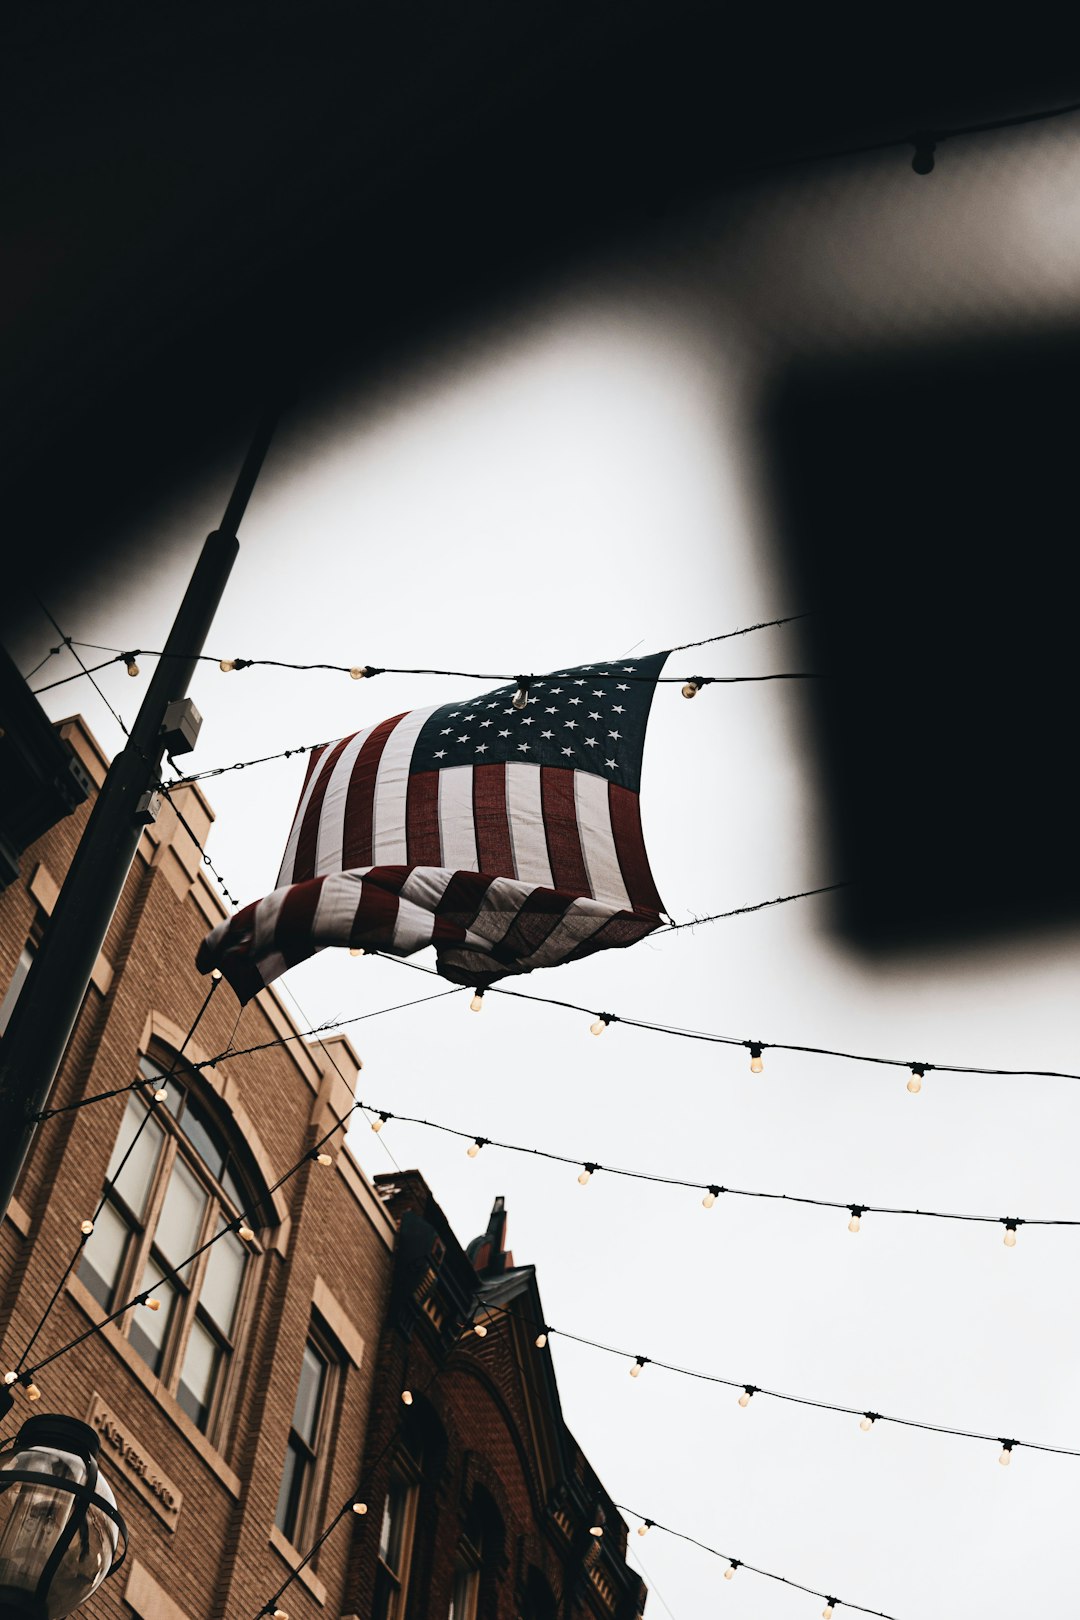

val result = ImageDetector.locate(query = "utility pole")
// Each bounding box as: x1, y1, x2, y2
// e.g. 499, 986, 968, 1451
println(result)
0, 406, 280, 1222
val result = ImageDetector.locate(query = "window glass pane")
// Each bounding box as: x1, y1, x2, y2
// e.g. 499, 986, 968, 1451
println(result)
291, 1342, 327, 1448
275, 1438, 304, 1540
154, 1156, 206, 1272
201, 1225, 246, 1337
0, 944, 33, 1035
220, 1163, 244, 1213
177, 1316, 221, 1430
380, 1478, 411, 1572
105, 1095, 164, 1218
128, 1259, 177, 1374
77, 1200, 132, 1309
178, 1095, 226, 1180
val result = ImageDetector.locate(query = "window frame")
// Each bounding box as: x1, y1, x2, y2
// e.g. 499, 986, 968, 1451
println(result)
373, 1453, 421, 1620
77, 1048, 264, 1446
274, 1323, 340, 1550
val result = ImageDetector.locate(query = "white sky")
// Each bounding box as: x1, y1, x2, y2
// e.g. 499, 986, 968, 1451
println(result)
14, 118, 1080, 1620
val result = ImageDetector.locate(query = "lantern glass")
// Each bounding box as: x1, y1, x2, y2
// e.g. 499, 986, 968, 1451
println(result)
0, 1416, 125, 1619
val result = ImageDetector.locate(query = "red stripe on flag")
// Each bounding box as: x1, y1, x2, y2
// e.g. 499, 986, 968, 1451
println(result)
275, 877, 328, 966
608, 782, 665, 915
540, 766, 590, 893
433, 870, 492, 945
353, 874, 402, 945
342, 713, 408, 870
473, 763, 514, 877
406, 770, 442, 866
292, 736, 356, 883
300, 743, 329, 796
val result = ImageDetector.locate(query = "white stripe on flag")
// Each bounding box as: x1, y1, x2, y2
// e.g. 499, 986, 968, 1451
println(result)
573, 770, 631, 909
517, 896, 616, 969
438, 767, 479, 870
505, 763, 553, 888
276, 743, 341, 887
253, 885, 291, 986
393, 868, 455, 952
372, 705, 439, 864
314, 727, 377, 878
312, 869, 368, 946
467, 875, 541, 946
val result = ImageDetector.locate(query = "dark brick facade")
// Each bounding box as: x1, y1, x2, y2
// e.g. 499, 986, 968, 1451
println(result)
346, 1177, 647, 1620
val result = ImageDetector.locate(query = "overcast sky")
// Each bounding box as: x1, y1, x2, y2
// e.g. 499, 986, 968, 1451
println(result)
13, 117, 1080, 1620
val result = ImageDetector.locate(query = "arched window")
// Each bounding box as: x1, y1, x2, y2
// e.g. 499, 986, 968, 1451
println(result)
374, 1399, 447, 1620
77, 1051, 265, 1437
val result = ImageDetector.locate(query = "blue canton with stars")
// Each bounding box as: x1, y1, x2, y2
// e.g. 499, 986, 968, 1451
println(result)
410, 651, 668, 794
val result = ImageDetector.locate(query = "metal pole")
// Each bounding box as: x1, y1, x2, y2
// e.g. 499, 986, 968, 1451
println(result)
0, 406, 280, 1221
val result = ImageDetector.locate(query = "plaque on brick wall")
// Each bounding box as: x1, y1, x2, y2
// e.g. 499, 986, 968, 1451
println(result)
86, 1393, 183, 1530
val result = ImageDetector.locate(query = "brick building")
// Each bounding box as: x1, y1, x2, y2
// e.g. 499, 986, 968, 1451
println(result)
1, 715, 396, 1620
350, 1178, 647, 1620
0, 713, 647, 1620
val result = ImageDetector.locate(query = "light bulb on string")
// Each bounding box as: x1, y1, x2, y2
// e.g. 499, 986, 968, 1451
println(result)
681, 675, 704, 699
470, 990, 485, 1013
371, 1112, 391, 1133
123, 653, 140, 677
349, 666, 370, 680
154, 1086, 169, 1102
999, 1439, 1015, 1466
211, 968, 223, 982
589, 1016, 611, 1036
473, 1321, 488, 1338
313, 1151, 333, 1166
1002, 1218, 1020, 1248
238, 1224, 255, 1242
578, 1163, 597, 1186
637, 1520, 652, 1538
79, 1219, 94, 1236
512, 677, 532, 711
401, 1389, 413, 1406
823, 1601, 837, 1619
352, 1501, 368, 1515
467, 1137, 488, 1159
907, 1064, 925, 1094
589, 1524, 604, 1538
535, 1329, 549, 1349
859, 1412, 878, 1432
349, 946, 366, 957
219, 659, 237, 672
724, 1560, 740, 1580
25, 1383, 41, 1402
3, 1372, 17, 1385
629, 1356, 648, 1379
847, 1205, 865, 1234
145, 1297, 161, 1312
748, 1041, 764, 1074
702, 1184, 721, 1209
738, 1385, 756, 1408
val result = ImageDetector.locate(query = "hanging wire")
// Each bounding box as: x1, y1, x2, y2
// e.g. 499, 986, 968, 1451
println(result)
614, 1506, 897, 1619
350, 1086, 1080, 1234
477, 1298, 1079, 1461
34, 602, 131, 739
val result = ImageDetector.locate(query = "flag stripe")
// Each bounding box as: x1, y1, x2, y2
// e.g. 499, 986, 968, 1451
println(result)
406, 771, 443, 866
372, 706, 437, 864
277, 877, 328, 967
287, 735, 354, 885
608, 782, 665, 915
473, 763, 515, 875
505, 763, 553, 887
342, 714, 407, 870
438, 766, 479, 871
573, 771, 631, 910
540, 766, 590, 893
314, 726, 377, 878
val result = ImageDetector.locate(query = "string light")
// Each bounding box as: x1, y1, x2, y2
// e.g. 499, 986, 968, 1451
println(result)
371, 1111, 391, 1133
748, 1041, 764, 1074
153, 1086, 169, 1102
219, 659, 237, 672
313, 1151, 333, 1166
349, 946, 366, 956
238, 1224, 255, 1242
467, 1137, 488, 1158
589, 1524, 604, 1538
3, 1372, 17, 1385
352, 1501, 368, 1515
1002, 1218, 1020, 1247
999, 1440, 1015, 1466
401, 1389, 413, 1406
512, 677, 531, 711
702, 1184, 721, 1209
578, 1163, 597, 1186
681, 675, 704, 698
79, 1220, 94, 1236
144, 1297, 161, 1312
848, 1205, 865, 1233
25, 1383, 41, 1402
738, 1385, 756, 1408
122, 653, 139, 677
473, 1322, 488, 1338
590, 1015, 611, 1036
470, 990, 485, 1013
823, 1600, 837, 1618
349, 666, 373, 680
860, 1413, 878, 1432
637, 1519, 653, 1537
724, 1560, 739, 1580
630, 1356, 648, 1378
907, 1064, 926, 1094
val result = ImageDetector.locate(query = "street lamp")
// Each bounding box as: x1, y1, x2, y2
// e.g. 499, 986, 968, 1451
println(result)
0, 1414, 127, 1618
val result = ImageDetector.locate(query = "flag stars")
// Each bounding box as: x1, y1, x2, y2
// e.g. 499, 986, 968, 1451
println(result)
480, 719, 493, 727
550, 686, 563, 694
622, 666, 637, 672
564, 719, 579, 729
545, 706, 558, 714
585, 737, 598, 746
521, 717, 535, 726
616, 683, 629, 690
573, 679, 586, 686
498, 729, 511, 737
588, 711, 601, 720
608, 729, 622, 740
605, 758, 617, 770
611, 704, 625, 714
464, 714, 476, 720
457, 734, 470, 742
592, 689, 606, 697
475, 743, 488, 754
561, 746, 573, 757
517, 742, 531, 752
440, 727, 453, 735
541, 729, 554, 739
569, 697, 582, 706
434, 749, 447, 759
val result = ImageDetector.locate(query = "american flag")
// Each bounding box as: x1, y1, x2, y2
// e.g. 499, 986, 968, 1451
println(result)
196, 653, 668, 1001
